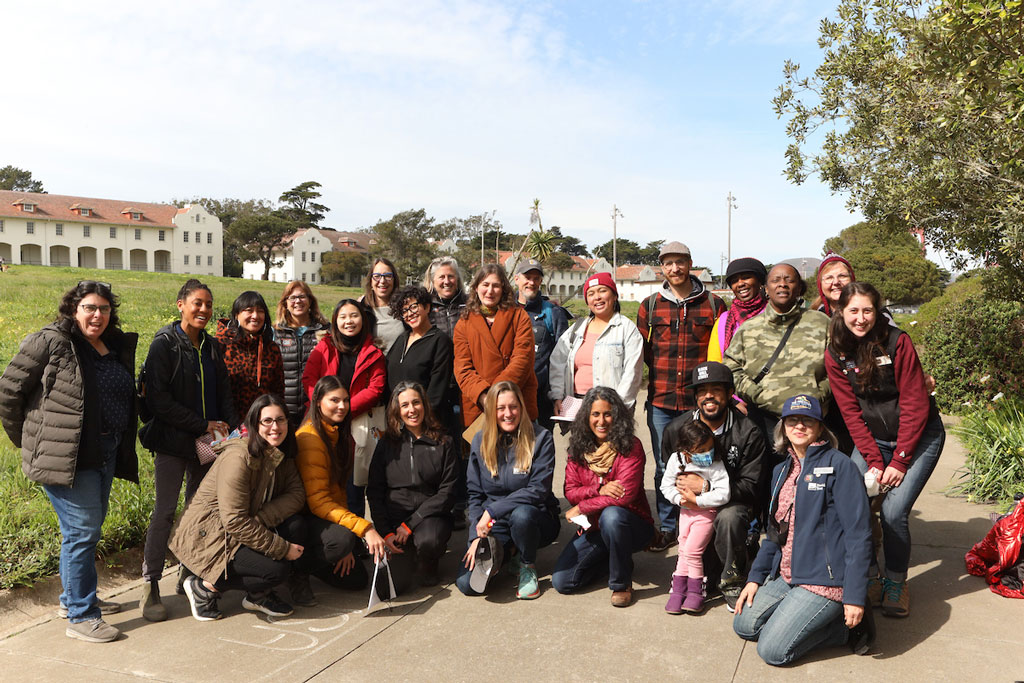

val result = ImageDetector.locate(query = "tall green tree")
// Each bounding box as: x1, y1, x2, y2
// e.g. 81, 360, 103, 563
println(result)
321, 251, 368, 286
556, 234, 590, 257
774, 0, 1024, 299
593, 239, 642, 264
278, 181, 329, 227
0, 166, 45, 193
368, 209, 439, 284
229, 214, 300, 280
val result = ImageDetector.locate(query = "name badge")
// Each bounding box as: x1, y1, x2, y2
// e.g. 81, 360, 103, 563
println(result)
813, 467, 834, 476
807, 482, 826, 491
513, 467, 530, 475
876, 355, 893, 366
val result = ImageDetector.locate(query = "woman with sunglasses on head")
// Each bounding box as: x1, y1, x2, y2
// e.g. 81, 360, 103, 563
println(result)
171, 394, 307, 621
275, 281, 330, 425
215, 291, 285, 420
361, 257, 405, 354
386, 285, 454, 431
137, 279, 239, 623
367, 381, 459, 590
826, 282, 944, 618
0, 281, 138, 643
733, 394, 873, 665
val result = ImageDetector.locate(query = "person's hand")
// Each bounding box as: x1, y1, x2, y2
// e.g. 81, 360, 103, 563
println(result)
395, 525, 411, 545
879, 466, 905, 489
285, 543, 304, 561
476, 510, 492, 538
680, 487, 698, 506
733, 582, 759, 615
599, 480, 625, 498
554, 399, 563, 417
844, 604, 864, 628
565, 504, 581, 522
384, 535, 404, 554
924, 373, 936, 393
364, 528, 387, 562
334, 552, 355, 577
206, 420, 229, 436
734, 400, 749, 416
675, 473, 705, 496
463, 537, 482, 570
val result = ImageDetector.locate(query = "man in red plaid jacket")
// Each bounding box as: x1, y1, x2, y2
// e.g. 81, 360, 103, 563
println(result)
636, 241, 724, 551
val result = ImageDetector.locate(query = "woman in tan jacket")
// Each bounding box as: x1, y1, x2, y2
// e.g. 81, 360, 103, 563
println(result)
453, 264, 538, 427
171, 394, 307, 622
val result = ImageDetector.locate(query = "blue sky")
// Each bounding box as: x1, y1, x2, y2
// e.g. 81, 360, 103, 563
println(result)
3, 0, 929, 273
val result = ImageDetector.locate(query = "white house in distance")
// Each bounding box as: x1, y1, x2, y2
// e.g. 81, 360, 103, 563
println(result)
241, 228, 376, 284
615, 265, 714, 302
0, 190, 222, 276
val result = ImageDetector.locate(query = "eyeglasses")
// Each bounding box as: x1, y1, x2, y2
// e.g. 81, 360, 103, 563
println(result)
783, 415, 817, 427
400, 302, 421, 317
371, 272, 395, 281
259, 417, 289, 427
78, 280, 111, 289
821, 274, 851, 285
286, 295, 308, 302
79, 303, 112, 315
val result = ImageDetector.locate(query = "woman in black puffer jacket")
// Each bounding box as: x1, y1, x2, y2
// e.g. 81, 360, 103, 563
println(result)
274, 280, 329, 426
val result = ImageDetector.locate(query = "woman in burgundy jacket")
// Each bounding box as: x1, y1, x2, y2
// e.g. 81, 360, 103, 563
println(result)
552, 386, 655, 607
302, 298, 386, 518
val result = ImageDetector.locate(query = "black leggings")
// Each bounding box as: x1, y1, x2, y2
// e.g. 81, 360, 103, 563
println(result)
213, 514, 306, 595
301, 515, 370, 590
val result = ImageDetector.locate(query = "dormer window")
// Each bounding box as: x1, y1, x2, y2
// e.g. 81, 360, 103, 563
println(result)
23, 203, 35, 213
80, 208, 91, 217
121, 208, 144, 221
132, 212, 142, 221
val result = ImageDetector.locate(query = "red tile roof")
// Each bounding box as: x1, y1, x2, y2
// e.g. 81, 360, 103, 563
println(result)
0, 190, 180, 227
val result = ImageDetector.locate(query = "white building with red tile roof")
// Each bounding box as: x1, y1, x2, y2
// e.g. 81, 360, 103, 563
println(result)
241, 227, 377, 284
615, 264, 714, 301
500, 253, 613, 303
0, 190, 222, 276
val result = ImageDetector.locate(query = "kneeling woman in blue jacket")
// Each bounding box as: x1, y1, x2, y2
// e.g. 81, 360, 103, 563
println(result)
734, 395, 873, 666
457, 381, 560, 600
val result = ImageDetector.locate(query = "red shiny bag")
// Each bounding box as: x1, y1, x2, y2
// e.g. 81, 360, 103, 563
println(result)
965, 494, 1024, 599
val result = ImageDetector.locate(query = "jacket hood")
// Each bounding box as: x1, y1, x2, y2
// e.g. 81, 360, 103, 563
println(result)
660, 275, 707, 304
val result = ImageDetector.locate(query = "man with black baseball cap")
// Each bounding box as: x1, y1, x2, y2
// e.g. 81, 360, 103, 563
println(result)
660, 360, 769, 611
514, 258, 568, 430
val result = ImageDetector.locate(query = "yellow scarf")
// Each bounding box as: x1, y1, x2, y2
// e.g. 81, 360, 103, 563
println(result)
584, 441, 617, 475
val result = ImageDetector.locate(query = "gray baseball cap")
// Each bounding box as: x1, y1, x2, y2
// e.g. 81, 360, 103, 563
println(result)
659, 241, 691, 260
515, 258, 544, 276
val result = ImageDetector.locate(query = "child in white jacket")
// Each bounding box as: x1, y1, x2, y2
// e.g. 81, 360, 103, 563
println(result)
660, 419, 730, 615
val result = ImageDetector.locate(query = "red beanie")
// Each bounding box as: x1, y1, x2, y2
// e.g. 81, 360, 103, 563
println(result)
816, 251, 855, 315
583, 271, 618, 298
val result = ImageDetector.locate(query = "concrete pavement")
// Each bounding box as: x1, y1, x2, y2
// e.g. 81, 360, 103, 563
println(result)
1, 409, 1022, 682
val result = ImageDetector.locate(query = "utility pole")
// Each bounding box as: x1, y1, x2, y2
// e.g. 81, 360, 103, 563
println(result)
726, 192, 738, 265
720, 252, 727, 289
611, 204, 623, 284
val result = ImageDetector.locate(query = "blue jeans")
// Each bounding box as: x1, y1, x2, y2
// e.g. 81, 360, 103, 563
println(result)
647, 403, 684, 534
850, 411, 945, 581
733, 576, 848, 666
43, 433, 119, 623
552, 506, 654, 593
456, 504, 560, 596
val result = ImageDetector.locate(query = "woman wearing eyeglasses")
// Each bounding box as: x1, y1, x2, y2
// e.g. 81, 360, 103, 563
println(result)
275, 281, 330, 426
733, 394, 874, 665
361, 257, 405, 354
385, 285, 454, 431
0, 281, 139, 643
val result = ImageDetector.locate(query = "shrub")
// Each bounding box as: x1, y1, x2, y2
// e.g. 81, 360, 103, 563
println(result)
952, 401, 1024, 508
917, 291, 1024, 414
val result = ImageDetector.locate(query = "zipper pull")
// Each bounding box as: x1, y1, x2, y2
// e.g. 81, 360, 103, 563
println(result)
827, 563, 834, 579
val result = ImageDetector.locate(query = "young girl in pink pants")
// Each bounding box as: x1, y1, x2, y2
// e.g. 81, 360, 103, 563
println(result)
660, 419, 730, 614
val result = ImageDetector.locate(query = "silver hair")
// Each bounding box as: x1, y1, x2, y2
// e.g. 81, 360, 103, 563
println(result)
422, 255, 465, 294
772, 418, 838, 454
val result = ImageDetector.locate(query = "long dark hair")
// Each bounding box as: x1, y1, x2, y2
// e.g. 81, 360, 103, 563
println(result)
828, 282, 889, 391
58, 280, 121, 334
226, 290, 273, 342
567, 387, 635, 464
384, 381, 443, 441
304, 375, 352, 486
330, 298, 377, 354
245, 393, 296, 459
464, 263, 516, 318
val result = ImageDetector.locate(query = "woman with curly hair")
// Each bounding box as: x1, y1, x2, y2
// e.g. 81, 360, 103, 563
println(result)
551, 386, 654, 607
453, 264, 538, 428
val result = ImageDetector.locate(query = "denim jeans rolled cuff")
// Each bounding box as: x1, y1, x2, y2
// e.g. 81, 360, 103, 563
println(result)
45, 433, 119, 623
732, 576, 848, 667
551, 506, 654, 594
850, 411, 945, 581
647, 404, 684, 534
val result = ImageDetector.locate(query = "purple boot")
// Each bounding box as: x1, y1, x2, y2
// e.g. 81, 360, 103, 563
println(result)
665, 575, 686, 614
682, 577, 705, 614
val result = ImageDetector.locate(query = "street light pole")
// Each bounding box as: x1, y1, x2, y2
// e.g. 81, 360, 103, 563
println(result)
726, 192, 738, 265
611, 204, 623, 284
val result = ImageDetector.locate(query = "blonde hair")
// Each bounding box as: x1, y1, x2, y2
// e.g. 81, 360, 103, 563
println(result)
480, 381, 535, 477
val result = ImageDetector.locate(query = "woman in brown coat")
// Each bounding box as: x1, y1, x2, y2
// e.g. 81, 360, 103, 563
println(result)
170, 394, 307, 621
453, 264, 538, 427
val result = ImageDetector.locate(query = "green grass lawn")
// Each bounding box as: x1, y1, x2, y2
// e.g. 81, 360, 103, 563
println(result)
0, 265, 360, 588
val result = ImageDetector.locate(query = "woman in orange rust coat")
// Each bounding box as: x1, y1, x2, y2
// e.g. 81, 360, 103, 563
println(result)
453, 264, 538, 428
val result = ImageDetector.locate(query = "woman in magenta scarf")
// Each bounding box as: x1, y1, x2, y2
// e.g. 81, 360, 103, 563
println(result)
707, 257, 768, 363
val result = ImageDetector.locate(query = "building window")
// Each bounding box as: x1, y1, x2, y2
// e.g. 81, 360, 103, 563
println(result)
135, 228, 142, 240
196, 253, 200, 265
23, 203, 35, 213
194, 232, 200, 243
80, 208, 91, 217
110, 227, 117, 239
311, 272, 316, 283
26, 222, 34, 234
56, 223, 63, 236
184, 255, 190, 265
302, 273, 307, 282
184, 231, 189, 243
207, 232, 212, 244
311, 251, 317, 262
207, 255, 212, 266
132, 212, 142, 221
83, 225, 91, 237
195, 214, 200, 223
301, 251, 307, 262
158, 230, 165, 241
0, 219, 4, 232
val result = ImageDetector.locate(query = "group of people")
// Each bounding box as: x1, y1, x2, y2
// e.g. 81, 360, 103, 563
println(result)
0, 243, 944, 668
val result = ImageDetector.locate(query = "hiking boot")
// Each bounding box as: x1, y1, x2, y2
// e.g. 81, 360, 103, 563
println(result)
721, 586, 742, 614
140, 580, 167, 622
183, 575, 222, 621
867, 575, 883, 608
242, 591, 294, 618
287, 572, 318, 607
849, 605, 876, 655
646, 530, 678, 553
65, 617, 119, 643
57, 598, 121, 619
611, 588, 634, 607
882, 578, 910, 617
681, 577, 706, 614
417, 558, 440, 587
469, 536, 503, 594
665, 575, 686, 614
516, 563, 540, 600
